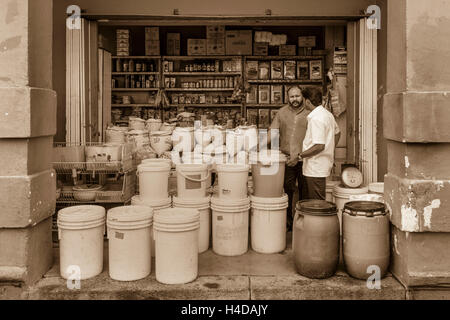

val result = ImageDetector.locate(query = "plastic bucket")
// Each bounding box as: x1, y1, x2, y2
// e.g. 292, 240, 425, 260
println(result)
145, 118, 162, 133
150, 131, 172, 156
369, 182, 384, 201
333, 184, 369, 234
153, 208, 200, 284
326, 180, 341, 202
182, 153, 213, 188
176, 163, 210, 198
250, 194, 289, 254
216, 164, 249, 200
173, 196, 211, 253
131, 196, 172, 258
137, 162, 171, 201
211, 196, 250, 256
107, 205, 153, 281
57, 205, 106, 280
172, 127, 195, 152
250, 151, 287, 198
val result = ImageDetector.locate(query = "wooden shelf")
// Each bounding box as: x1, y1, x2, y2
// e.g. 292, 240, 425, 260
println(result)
163, 72, 241, 76
112, 104, 158, 107
163, 55, 241, 60
112, 56, 161, 59
112, 72, 159, 75
247, 79, 323, 84
246, 104, 284, 108
245, 55, 325, 60
112, 88, 159, 91
168, 104, 241, 108
164, 88, 234, 91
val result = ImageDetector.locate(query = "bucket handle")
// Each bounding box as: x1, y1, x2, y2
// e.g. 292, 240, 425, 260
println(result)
178, 168, 211, 182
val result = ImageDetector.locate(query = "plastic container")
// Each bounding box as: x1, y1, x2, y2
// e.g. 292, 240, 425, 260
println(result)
343, 201, 390, 280
153, 208, 200, 284
172, 127, 195, 152
293, 200, 339, 279
107, 205, 153, 281
145, 118, 162, 133
57, 205, 106, 280
326, 180, 341, 202
249, 150, 287, 197
150, 131, 172, 156
181, 153, 213, 188
176, 163, 210, 198
131, 196, 172, 257
333, 184, 369, 234
369, 182, 384, 201
211, 196, 250, 256
137, 162, 171, 201
173, 196, 211, 253
250, 194, 289, 253
216, 164, 249, 200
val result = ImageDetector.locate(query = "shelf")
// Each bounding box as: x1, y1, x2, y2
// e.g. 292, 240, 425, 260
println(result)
163, 55, 241, 60
112, 88, 159, 91
112, 56, 161, 59
164, 88, 234, 91
168, 104, 241, 108
112, 72, 159, 75
245, 55, 325, 60
247, 79, 323, 84
112, 104, 158, 107
246, 104, 285, 108
163, 72, 241, 76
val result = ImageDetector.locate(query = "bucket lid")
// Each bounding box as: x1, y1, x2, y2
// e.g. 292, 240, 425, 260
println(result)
249, 150, 287, 164
296, 200, 337, 216
216, 164, 249, 172
58, 205, 106, 224
107, 205, 153, 223
343, 201, 386, 217
173, 196, 210, 208
131, 195, 172, 208
368, 182, 384, 194
341, 166, 363, 188
333, 184, 369, 195
154, 207, 200, 224
138, 162, 171, 172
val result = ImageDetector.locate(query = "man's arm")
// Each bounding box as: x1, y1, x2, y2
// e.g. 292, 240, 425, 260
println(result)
300, 144, 325, 159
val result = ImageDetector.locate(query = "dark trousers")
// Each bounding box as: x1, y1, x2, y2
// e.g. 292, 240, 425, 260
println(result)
303, 176, 326, 200
284, 162, 308, 230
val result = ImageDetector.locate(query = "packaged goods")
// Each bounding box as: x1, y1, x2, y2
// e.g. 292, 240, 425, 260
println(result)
258, 61, 270, 80
309, 60, 322, 80
207, 25, 225, 39
246, 61, 259, 80
284, 61, 296, 79
297, 61, 309, 80
246, 109, 258, 126
145, 40, 160, 56
145, 27, 159, 40
298, 36, 316, 47
258, 109, 270, 129
167, 33, 181, 56
207, 39, 225, 55
279, 45, 296, 56
187, 39, 207, 56
225, 30, 252, 55
253, 43, 268, 55
258, 85, 270, 104
246, 85, 258, 104
270, 61, 283, 79
271, 85, 283, 104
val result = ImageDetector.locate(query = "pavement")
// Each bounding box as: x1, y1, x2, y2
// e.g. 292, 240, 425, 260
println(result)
4, 232, 410, 300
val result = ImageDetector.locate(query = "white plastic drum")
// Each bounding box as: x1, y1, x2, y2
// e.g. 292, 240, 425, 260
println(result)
211, 196, 250, 256
250, 194, 289, 254
216, 164, 249, 200
173, 196, 211, 253
107, 205, 153, 281
57, 205, 106, 280
153, 208, 200, 284
137, 162, 171, 201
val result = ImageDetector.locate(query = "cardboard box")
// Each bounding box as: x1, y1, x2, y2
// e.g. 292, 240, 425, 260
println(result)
246, 61, 259, 80
284, 60, 296, 79
145, 27, 159, 40
279, 45, 296, 56
167, 33, 180, 56
253, 43, 268, 56
187, 39, 207, 56
298, 36, 316, 47
246, 85, 258, 104
206, 38, 225, 55
271, 85, 283, 104
207, 25, 225, 39
225, 30, 252, 55
309, 60, 322, 80
297, 61, 309, 80
271, 61, 283, 79
258, 61, 270, 80
145, 40, 160, 56
258, 85, 270, 104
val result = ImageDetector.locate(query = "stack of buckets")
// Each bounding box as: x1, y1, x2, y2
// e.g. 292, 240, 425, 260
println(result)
211, 163, 251, 256
249, 150, 289, 254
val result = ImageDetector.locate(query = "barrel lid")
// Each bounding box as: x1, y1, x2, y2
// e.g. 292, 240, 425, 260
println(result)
249, 150, 287, 164
154, 208, 199, 224
368, 182, 384, 194
333, 183, 369, 195
131, 195, 171, 208
341, 166, 363, 188
343, 201, 386, 217
296, 200, 337, 215
107, 205, 153, 223
58, 205, 105, 223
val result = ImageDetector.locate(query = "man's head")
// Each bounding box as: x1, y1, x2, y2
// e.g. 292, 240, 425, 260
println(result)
287, 86, 305, 109
302, 87, 323, 111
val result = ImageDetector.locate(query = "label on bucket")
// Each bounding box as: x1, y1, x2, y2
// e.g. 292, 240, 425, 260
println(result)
186, 174, 201, 190
115, 232, 124, 240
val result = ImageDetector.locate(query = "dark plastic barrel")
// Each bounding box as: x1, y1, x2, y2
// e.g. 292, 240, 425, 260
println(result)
343, 201, 390, 280
293, 200, 340, 279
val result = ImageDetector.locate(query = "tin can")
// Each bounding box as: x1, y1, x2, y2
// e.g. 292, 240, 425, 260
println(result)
215, 60, 220, 72
203, 79, 207, 88
129, 59, 134, 72
214, 79, 219, 88
185, 65, 189, 72
123, 61, 129, 72
196, 82, 200, 88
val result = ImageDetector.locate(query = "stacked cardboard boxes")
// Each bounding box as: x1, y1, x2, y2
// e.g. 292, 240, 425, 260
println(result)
226, 30, 252, 55
167, 33, 180, 56
145, 27, 160, 56
116, 29, 130, 56
207, 25, 225, 56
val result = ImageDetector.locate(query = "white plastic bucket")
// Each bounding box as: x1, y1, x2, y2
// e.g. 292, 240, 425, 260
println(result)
150, 131, 172, 156
326, 180, 341, 202
129, 117, 146, 131
182, 153, 213, 188
57, 205, 106, 280
211, 196, 250, 256
250, 194, 289, 254
173, 196, 211, 253
369, 182, 384, 200
107, 205, 153, 281
172, 127, 195, 152
131, 196, 172, 257
333, 184, 369, 234
137, 162, 171, 201
141, 158, 172, 168
216, 164, 249, 200
145, 118, 162, 133
153, 208, 200, 284
176, 163, 210, 198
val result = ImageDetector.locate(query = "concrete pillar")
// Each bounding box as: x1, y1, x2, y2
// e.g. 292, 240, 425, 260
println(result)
0, 0, 56, 285
383, 0, 450, 287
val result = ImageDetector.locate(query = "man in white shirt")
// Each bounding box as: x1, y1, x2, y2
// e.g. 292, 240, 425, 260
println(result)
299, 88, 340, 200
